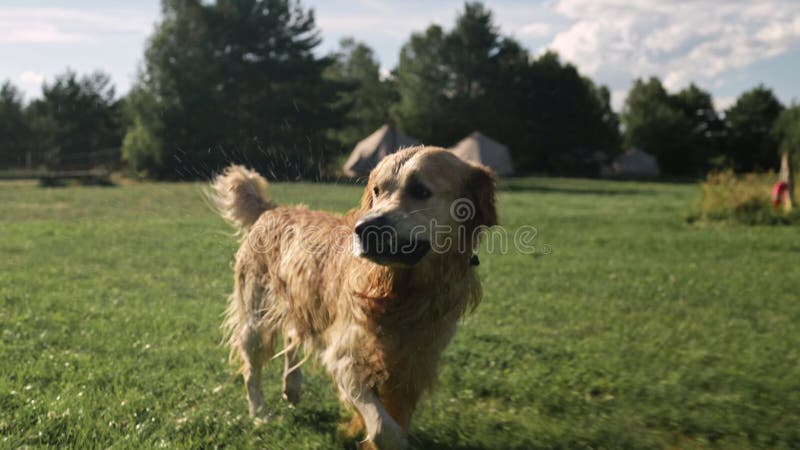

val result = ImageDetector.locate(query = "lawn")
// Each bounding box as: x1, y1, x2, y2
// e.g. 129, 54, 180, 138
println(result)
1, 176, 799, 449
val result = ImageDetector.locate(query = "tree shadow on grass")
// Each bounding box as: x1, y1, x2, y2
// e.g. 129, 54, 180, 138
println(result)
502, 184, 659, 196
338, 434, 497, 450
287, 405, 340, 430
408, 433, 495, 450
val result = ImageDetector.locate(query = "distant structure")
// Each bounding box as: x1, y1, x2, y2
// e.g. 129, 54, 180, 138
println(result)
449, 131, 514, 176
612, 148, 660, 178
775, 151, 794, 211
343, 124, 419, 177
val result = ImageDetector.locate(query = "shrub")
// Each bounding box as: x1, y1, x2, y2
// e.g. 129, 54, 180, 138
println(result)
689, 170, 800, 225
121, 118, 162, 176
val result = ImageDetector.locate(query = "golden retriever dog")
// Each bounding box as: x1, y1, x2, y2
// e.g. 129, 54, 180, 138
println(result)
210, 146, 496, 449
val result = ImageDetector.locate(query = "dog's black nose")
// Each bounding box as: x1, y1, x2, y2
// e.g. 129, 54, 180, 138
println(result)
354, 214, 389, 237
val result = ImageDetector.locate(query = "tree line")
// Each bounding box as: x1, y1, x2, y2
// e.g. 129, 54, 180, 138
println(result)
1, 0, 799, 179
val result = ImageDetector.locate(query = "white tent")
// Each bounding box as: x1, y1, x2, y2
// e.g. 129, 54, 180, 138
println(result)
343, 125, 419, 177
449, 131, 514, 176
612, 148, 660, 177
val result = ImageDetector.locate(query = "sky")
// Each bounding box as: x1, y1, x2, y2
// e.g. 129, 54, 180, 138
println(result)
2, 0, 799, 112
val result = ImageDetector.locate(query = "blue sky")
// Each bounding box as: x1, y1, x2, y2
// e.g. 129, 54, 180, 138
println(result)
2, 0, 799, 112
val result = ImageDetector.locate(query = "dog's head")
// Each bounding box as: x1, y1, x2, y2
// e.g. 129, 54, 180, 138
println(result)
353, 146, 497, 267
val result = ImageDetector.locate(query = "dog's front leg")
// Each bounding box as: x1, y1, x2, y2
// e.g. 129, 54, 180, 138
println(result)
281, 344, 303, 405
342, 385, 407, 450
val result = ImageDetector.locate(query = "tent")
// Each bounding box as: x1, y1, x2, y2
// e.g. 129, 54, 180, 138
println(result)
343, 125, 419, 177
612, 148, 660, 177
449, 131, 514, 176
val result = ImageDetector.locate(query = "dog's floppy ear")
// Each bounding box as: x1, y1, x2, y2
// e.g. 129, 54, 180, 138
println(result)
465, 164, 497, 228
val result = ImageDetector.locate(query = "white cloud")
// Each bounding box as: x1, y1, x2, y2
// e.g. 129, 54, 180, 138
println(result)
19, 71, 45, 86
1, 25, 90, 44
313, 2, 455, 40
713, 96, 737, 112
0, 7, 152, 44
356, 0, 392, 13
311, 1, 567, 59
545, 0, 800, 91
611, 89, 627, 112
518, 22, 552, 38
316, 15, 434, 39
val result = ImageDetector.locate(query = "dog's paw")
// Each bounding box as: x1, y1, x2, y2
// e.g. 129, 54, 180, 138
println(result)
338, 413, 366, 442
250, 407, 273, 425
370, 422, 408, 450
358, 437, 408, 450
282, 369, 303, 407
355, 440, 379, 450
281, 384, 301, 407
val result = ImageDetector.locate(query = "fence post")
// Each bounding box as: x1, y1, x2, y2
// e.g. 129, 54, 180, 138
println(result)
778, 151, 794, 211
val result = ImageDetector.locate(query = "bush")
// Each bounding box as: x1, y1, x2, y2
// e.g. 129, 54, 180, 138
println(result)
121, 118, 162, 176
689, 170, 800, 225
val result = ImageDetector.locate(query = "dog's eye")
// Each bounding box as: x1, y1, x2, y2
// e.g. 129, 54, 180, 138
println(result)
407, 182, 432, 200
373, 186, 380, 197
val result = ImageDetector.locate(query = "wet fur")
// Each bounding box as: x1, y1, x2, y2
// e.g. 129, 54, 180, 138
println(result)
210, 147, 496, 449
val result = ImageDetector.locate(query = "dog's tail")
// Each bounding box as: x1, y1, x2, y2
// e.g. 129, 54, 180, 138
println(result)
210, 165, 273, 233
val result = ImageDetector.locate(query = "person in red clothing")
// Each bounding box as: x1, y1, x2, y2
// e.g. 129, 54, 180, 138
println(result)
772, 180, 789, 208
772, 152, 795, 211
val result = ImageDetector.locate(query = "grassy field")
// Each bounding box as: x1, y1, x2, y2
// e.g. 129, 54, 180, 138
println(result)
1, 176, 799, 449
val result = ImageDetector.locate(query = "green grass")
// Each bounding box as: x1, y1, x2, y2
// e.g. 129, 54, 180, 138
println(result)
689, 170, 800, 225
1, 177, 799, 449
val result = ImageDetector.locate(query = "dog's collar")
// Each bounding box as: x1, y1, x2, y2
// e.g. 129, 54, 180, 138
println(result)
469, 254, 480, 266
